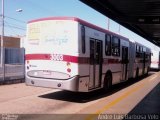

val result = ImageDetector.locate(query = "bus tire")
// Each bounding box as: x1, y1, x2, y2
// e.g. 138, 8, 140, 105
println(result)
103, 72, 112, 92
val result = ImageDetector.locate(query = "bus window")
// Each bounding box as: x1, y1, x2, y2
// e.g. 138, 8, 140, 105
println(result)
136, 45, 139, 52
139, 46, 142, 53
81, 25, 85, 54
112, 36, 120, 56
136, 45, 140, 58
145, 53, 149, 62
105, 34, 111, 56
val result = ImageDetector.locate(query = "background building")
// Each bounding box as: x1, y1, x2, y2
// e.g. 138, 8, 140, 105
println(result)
0, 35, 24, 82
0, 36, 20, 48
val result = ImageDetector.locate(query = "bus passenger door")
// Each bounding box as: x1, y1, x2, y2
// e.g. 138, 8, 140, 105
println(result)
121, 46, 128, 81
89, 39, 102, 89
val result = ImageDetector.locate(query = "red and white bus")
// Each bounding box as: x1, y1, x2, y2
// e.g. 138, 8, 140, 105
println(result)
25, 17, 151, 92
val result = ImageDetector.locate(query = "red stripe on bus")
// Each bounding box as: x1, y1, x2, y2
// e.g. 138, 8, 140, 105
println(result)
63, 55, 90, 64
25, 54, 90, 64
151, 61, 159, 64
26, 54, 51, 60
25, 54, 121, 64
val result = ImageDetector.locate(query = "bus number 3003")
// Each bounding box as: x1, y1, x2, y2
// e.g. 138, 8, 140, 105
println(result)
50, 54, 63, 61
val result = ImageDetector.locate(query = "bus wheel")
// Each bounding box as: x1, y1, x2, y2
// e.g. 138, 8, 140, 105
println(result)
136, 68, 139, 79
103, 72, 112, 92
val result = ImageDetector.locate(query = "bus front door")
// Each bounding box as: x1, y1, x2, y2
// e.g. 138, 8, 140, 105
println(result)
121, 46, 129, 81
89, 39, 102, 89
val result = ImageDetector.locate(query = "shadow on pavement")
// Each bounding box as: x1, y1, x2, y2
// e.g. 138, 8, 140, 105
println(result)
39, 72, 155, 103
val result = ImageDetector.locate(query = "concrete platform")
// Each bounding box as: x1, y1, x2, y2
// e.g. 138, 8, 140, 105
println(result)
127, 83, 160, 114
83, 72, 160, 120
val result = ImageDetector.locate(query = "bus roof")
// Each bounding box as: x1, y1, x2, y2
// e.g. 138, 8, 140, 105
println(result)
28, 16, 129, 40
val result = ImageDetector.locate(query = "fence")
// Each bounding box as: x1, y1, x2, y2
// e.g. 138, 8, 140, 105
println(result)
0, 47, 25, 82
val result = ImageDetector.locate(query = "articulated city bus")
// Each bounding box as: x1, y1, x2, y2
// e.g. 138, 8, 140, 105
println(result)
150, 49, 160, 70
25, 17, 151, 92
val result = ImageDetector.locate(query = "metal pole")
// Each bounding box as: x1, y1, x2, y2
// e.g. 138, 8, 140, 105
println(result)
1, 0, 5, 81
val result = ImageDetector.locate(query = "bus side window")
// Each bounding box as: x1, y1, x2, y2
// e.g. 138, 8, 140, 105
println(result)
139, 46, 142, 58
112, 36, 120, 56
136, 45, 140, 58
81, 25, 85, 54
105, 34, 111, 56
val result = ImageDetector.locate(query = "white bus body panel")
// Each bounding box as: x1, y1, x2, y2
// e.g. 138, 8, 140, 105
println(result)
26, 20, 83, 91
150, 49, 160, 70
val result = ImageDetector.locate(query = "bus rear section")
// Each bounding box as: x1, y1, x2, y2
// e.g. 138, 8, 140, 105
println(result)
134, 42, 151, 77
150, 49, 160, 70
25, 18, 81, 91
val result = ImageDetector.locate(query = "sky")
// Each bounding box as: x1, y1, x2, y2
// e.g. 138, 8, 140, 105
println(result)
0, 0, 160, 50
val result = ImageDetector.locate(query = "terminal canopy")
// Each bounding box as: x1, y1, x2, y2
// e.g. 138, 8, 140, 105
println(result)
81, 0, 160, 47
